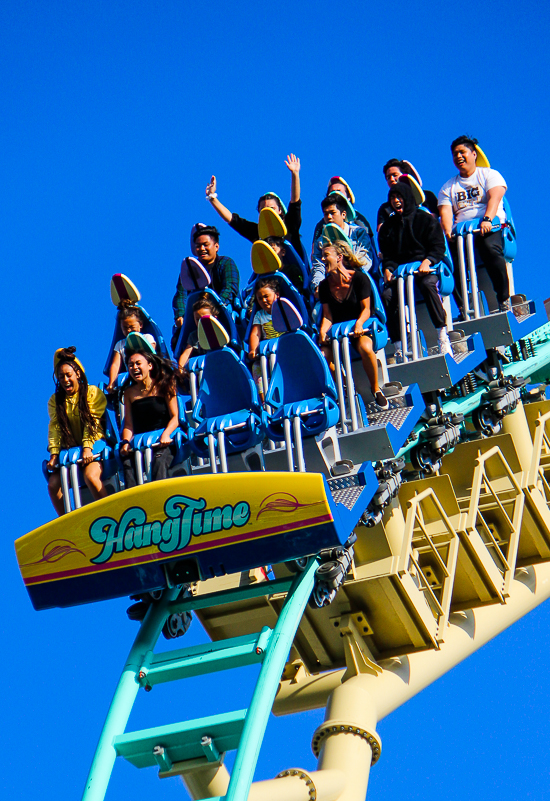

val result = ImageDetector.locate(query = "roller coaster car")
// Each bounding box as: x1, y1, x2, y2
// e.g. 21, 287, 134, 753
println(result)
15, 467, 378, 612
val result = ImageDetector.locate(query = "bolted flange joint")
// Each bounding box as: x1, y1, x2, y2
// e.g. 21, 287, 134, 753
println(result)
311, 720, 382, 765
275, 768, 317, 801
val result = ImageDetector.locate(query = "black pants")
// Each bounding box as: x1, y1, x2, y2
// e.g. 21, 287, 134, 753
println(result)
122, 445, 175, 488
382, 273, 447, 344
449, 230, 509, 312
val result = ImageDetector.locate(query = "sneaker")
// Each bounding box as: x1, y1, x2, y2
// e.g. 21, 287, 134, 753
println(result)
438, 333, 453, 356
375, 391, 389, 409
499, 299, 512, 312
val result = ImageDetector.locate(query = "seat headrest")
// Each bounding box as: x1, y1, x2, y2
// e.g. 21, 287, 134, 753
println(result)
198, 315, 230, 351
272, 297, 303, 333
180, 256, 211, 291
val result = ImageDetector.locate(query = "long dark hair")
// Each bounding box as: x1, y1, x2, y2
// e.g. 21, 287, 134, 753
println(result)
54, 347, 100, 448
127, 349, 178, 399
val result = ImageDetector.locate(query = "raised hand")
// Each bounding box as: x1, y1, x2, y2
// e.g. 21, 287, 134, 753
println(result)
206, 175, 217, 197
284, 154, 300, 174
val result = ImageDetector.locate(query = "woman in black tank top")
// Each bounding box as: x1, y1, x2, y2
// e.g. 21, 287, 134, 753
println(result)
120, 349, 180, 486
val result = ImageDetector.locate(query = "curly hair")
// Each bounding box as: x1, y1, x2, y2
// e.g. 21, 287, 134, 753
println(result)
126, 350, 178, 399
254, 276, 281, 295
54, 347, 100, 448
322, 240, 369, 270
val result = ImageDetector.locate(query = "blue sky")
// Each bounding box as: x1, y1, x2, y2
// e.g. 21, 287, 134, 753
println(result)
3, 0, 550, 798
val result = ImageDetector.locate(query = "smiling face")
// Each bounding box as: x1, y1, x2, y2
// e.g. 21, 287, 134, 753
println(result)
127, 352, 153, 383
194, 234, 219, 266
256, 286, 278, 313
121, 314, 142, 336
57, 363, 80, 396
385, 166, 402, 187
452, 143, 477, 176
321, 245, 342, 274
323, 204, 346, 228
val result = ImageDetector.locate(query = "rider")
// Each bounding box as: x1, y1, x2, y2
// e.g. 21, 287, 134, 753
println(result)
311, 194, 374, 290
172, 224, 239, 347
438, 135, 510, 316
205, 155, 304, 258
379, 182, 452, 359
377, 159, 439, 230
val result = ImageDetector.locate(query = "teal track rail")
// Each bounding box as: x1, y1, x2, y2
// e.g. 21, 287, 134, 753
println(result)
81, 563, 317, 801
396, 332, 550, 460
82, 588, 181, 801
224, 559, 317, 801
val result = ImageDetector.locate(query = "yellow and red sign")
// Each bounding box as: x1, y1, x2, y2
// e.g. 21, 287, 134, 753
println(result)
16, 472, 334, 605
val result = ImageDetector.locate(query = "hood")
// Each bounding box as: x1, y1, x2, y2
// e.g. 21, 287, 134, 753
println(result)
388, 181, 418, 218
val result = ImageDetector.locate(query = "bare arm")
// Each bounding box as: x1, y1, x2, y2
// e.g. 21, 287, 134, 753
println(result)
248, 324, 261, 359
120, 390, 134, 455
206, 175, 233, 223
285, 154, 301, 203
107, 350, 122, 392
439, 205, 454, 238
480, 185, 506, 235
159, 394, 180, 445
354, 297, 371, 337
178, 344, 194, 371
318, 304, 333, 344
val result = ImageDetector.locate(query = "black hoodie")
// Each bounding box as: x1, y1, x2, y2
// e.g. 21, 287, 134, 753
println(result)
378, 182, 445, 275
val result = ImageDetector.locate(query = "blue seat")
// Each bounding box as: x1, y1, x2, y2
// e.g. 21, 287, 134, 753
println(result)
43, 439, 118, 512
454, 201, 517, 317
115, 425, 191, 485
244, 273, 310, 346
174, 288, 241, 361
243, 273, 311, 392
394, 259, 454, 298
454, 197, 517, 264
191, 347, 266, 472
103, 304, 169, 377
265, 331, 340, 471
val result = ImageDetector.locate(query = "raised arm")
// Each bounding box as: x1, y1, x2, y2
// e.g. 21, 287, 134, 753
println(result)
285, 154, 301, 203
206, 175, 233, 223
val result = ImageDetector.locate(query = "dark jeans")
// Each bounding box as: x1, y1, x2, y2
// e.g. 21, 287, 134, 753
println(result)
449, 230, 509, 312
382, 273, 447, 344
122, 444, 175, 488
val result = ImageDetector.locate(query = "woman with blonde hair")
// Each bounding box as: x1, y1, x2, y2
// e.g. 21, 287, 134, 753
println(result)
317, 241, 388, 409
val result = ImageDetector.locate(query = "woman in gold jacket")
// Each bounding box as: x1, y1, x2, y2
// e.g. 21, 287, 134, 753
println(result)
47, 347, 108, 515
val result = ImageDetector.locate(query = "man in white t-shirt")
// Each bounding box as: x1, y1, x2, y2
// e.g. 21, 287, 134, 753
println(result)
438, 136, 510, 316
